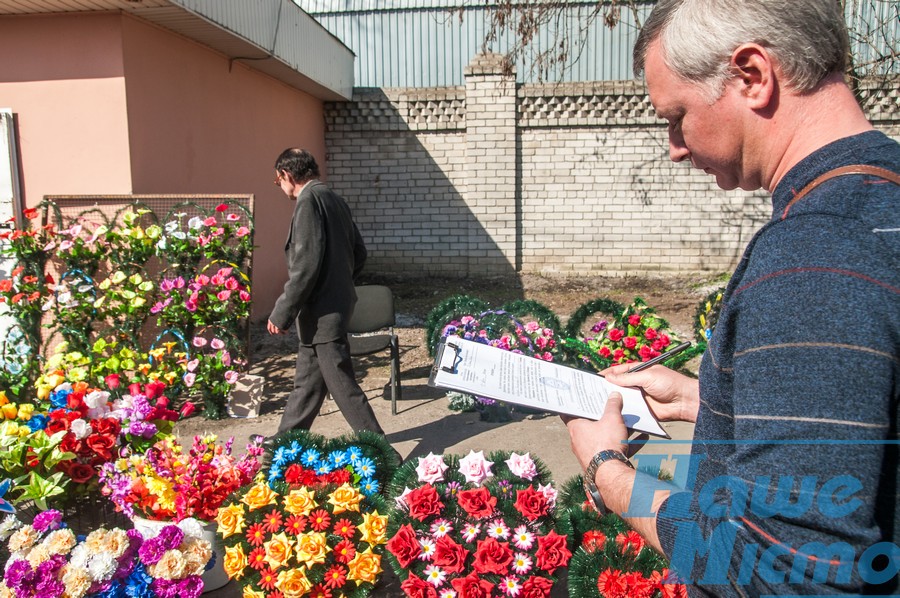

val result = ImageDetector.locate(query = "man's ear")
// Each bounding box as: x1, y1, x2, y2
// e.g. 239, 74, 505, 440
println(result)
730, 43, 776, 110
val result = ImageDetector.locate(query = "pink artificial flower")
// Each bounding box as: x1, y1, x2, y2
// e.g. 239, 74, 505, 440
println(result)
210, 338, 225, 350
225, 277, 240, 291
217, 290, 232, 301
224, 370, 239, 384
226, 213, 240, 222
235, 226, 250, 237
505, 453, 537, 481
192, 336, 208, 348
458, 450, 494, 486
187, 359, 200, 372
183, 373, 196, 387
524, 321, 540, 334
203, 216, 217, 227
239, 290, 251, 302
415, 452, 449, 484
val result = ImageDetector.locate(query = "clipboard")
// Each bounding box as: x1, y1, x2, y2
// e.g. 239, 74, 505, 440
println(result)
429, 337, 669, 438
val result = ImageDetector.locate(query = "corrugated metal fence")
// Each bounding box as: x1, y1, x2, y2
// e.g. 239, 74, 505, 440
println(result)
295, 0, 899, 88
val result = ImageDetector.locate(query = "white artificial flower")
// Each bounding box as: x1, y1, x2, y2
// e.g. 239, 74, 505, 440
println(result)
87, 552, 118, 581
70, 419, 91, 440
178, 517, 205, 539
0, 514, 22, 540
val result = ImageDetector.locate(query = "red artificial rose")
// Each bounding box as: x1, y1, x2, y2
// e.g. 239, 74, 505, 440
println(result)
613, 349, 625, 362
406, 484, 444, 522
284, 464, 307, 485
145, 381, 166, 400
457, 486, 497, 519
328, 469, 351, 485
432, 535, 469, 574
128, 382, 143, 396
386, 524, 422, 568
607, 328, 624, 342
450, 572, 494, 598
535, 530, 571, 575
92, 418, 121, 438
623, 336, 637, 349
215, 203, 229, 213
520, 576, 553, 598
45, 413, 70, 435
638, 345, 654, 360
473, 537, 513, 575
401, 572, 437, 598
514, 487, 549, 521
598, 346, 611, 358
59, 433, 81, 454
66, 392, 85, 411
65, 462, 96, 484
179, 402, 196, 418
85, 433, 117, 461
597, 569, 627, 598
628, 314, 642, 326
644, 327, 658, 340
104, 374, 121, 390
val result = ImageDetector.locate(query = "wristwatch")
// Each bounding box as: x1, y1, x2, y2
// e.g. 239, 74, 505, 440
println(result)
582, 449, 634, 514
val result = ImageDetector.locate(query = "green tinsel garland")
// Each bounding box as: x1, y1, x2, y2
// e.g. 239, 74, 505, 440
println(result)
557, 474, 672, 597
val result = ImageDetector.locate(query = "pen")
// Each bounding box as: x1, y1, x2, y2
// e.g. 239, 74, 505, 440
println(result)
625, 341, 693, 373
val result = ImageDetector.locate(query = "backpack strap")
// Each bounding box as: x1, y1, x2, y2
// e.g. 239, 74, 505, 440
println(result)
781, 164, 900, 220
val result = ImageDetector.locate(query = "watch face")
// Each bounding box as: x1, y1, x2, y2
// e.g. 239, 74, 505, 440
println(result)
583, 479, 606, 514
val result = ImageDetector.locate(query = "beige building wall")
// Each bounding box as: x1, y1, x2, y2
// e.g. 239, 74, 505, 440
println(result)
0, 12, 329, 321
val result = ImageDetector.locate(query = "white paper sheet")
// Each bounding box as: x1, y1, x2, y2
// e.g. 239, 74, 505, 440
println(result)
432, 337, 667, 437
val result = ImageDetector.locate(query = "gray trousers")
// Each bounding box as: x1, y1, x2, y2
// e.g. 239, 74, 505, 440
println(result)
277, 336, 384, 434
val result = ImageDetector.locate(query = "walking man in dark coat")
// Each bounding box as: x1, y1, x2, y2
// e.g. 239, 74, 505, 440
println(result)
267, 148, 385, 434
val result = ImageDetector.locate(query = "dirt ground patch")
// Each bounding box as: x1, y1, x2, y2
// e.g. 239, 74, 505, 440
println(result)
176, 272, 724, 597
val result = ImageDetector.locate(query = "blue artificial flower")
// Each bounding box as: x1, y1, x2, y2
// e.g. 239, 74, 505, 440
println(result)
25, 414, 48, 432
0, 479, 15, 514
329, 450, 349, 468
272, 447, 288, 467
315, 460, 334, 475
49, 388, 71, 409
268, 465, 283, 484
125, 564, 154, 598
95, 580, 124, 598
361, 478, 380, 496
300, 448, 320, 466
285, 441, 302, 461
355, 457, 376, 478
347, 446, 363, 464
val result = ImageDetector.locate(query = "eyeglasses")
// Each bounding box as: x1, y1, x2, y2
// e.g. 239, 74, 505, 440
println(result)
273, 171, 283, 187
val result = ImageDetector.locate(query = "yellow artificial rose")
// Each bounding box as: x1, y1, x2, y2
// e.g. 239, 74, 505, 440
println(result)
222, 543, 248, 580
264, 532, 294, 570
327, 483, 363, 514
347, 547, 383, 584
295, 531, 328, 568
276, 567, 313, 598
0, 391, 8, 406
0, 404, 16, 420
216, 503, 247, 539
359, 510, 388, 545
16, 403, 34, 421
242, 587, 266, 598
241, 482, 279, 511
282, 487, 318, 516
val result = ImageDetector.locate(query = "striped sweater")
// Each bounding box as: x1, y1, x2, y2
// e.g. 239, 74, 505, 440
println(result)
656, 131, 900, 596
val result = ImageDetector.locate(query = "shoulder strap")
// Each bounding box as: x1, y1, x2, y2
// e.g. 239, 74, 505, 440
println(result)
781, 164, 900, 220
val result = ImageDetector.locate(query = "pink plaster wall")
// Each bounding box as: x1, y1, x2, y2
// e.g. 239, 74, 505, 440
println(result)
120, 15, 327, 322
0, 12, 329, 322
0, 14, 133, 202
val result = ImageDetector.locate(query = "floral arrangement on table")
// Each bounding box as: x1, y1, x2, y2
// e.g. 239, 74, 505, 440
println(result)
385, 449, 572, 598
563, 298, 702, 373
99, 434, 263, 523
0, 508, 213, 598
555, 476, 687, 598
216, 430, 399, 598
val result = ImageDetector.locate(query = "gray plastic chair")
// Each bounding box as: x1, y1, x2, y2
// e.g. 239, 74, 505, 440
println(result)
347, 285, 401, 415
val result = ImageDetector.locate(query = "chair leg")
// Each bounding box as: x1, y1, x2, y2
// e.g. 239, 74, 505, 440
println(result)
390, 334, 401, 415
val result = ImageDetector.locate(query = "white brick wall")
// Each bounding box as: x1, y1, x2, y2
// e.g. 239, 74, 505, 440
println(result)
323, 60, 899, 278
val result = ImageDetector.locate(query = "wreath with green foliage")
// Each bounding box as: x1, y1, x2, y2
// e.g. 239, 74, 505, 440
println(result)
425, 295, 490, 357
557, 475, 687, 597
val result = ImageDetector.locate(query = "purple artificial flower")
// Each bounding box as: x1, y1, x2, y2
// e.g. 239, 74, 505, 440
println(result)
151, 578, 179, 598
138, 536, 168, 566
34, 576, 65, 597
131, 395, 154, 420
128, 421, 158, 439
179, 575, 204, 598
156, 525, 184, 550
4, 559, 35, 591
159, 278, 175, 292
32, 509, 63, 533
